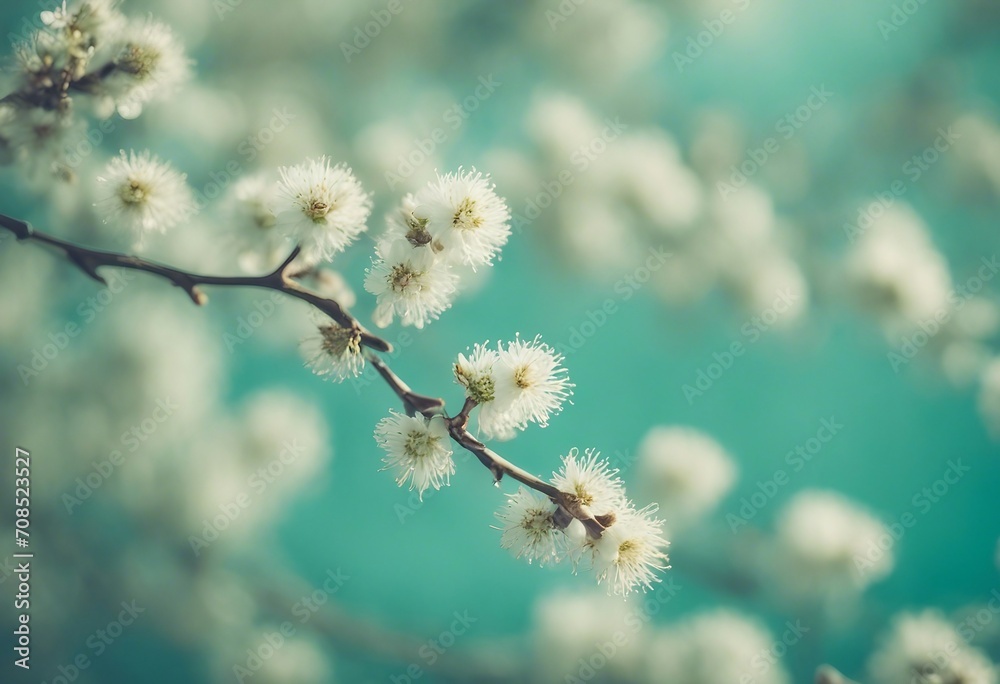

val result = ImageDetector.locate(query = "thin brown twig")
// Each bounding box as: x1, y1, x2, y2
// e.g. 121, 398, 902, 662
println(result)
366, 354, 607, 537
0, 213, 391, 352
1, 213, 607, 537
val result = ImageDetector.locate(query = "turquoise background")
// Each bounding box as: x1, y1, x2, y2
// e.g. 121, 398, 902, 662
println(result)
1, 0, 998, 682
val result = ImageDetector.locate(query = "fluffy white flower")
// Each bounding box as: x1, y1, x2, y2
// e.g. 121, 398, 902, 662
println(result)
105, 17, 191, 116
584, 504, 670, 596
70, 0, 127, 43
551, 447, 626, 517
454, 342, 517, 440
495, 488, 563, 566
452, 337, 572, 441
846, 204, 953, 341
637, 426, 736, 530
96, 149, 193, 243
274, 156, 372, 262
647, 610, 792, 684
364, 240, 457, 329
492, 335, 573, 430
375, 412, 454, 499
16, 29, 72, 81
225, 174, 288, 272
533, 591, 649, 683
868, 611, 998, 684
0, 108, 84, 179
770, 489, 893, 602
300, 319, 364, 382
384, 192, 433, 247
413, 168, 511, 267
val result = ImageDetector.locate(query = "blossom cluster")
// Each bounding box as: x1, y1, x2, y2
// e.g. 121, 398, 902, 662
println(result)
497, 449, 670, 596
454, 336, 573, 440
365, 335, 667, 595
364, 168, 511, 328
92, 150, 510, 379
0, 0, 190, 179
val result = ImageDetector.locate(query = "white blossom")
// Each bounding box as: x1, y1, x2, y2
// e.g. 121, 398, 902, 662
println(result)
492, 335, 573, 430
0, 108, 84, 179
105, 17, 191, 116
454, 341, 517, 440
769, 489, 894, 602
70, 0, 127, 43
583, 504, 670, 596
846, 204, 952, 341
637, 426, 736, 530
453, 337, 572, 440
375, 412, 455, 499
551, 447, 626, 517
646, 610, 792, 684
274, 156, 372, 262
364, 239, 457, 329
384, 192, 431, 247
495, 488, 563, 566
868, 611, 998, 684
225, 174, 288, 272
533, 591, 649, 683
412, 168, 511, 267
96, 149, 194, 243
300, 319, 364, 382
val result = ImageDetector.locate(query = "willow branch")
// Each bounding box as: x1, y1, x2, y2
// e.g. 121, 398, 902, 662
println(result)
366, 355, 608, 537
0, 213, 391, 352
2, 212, 605, 536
